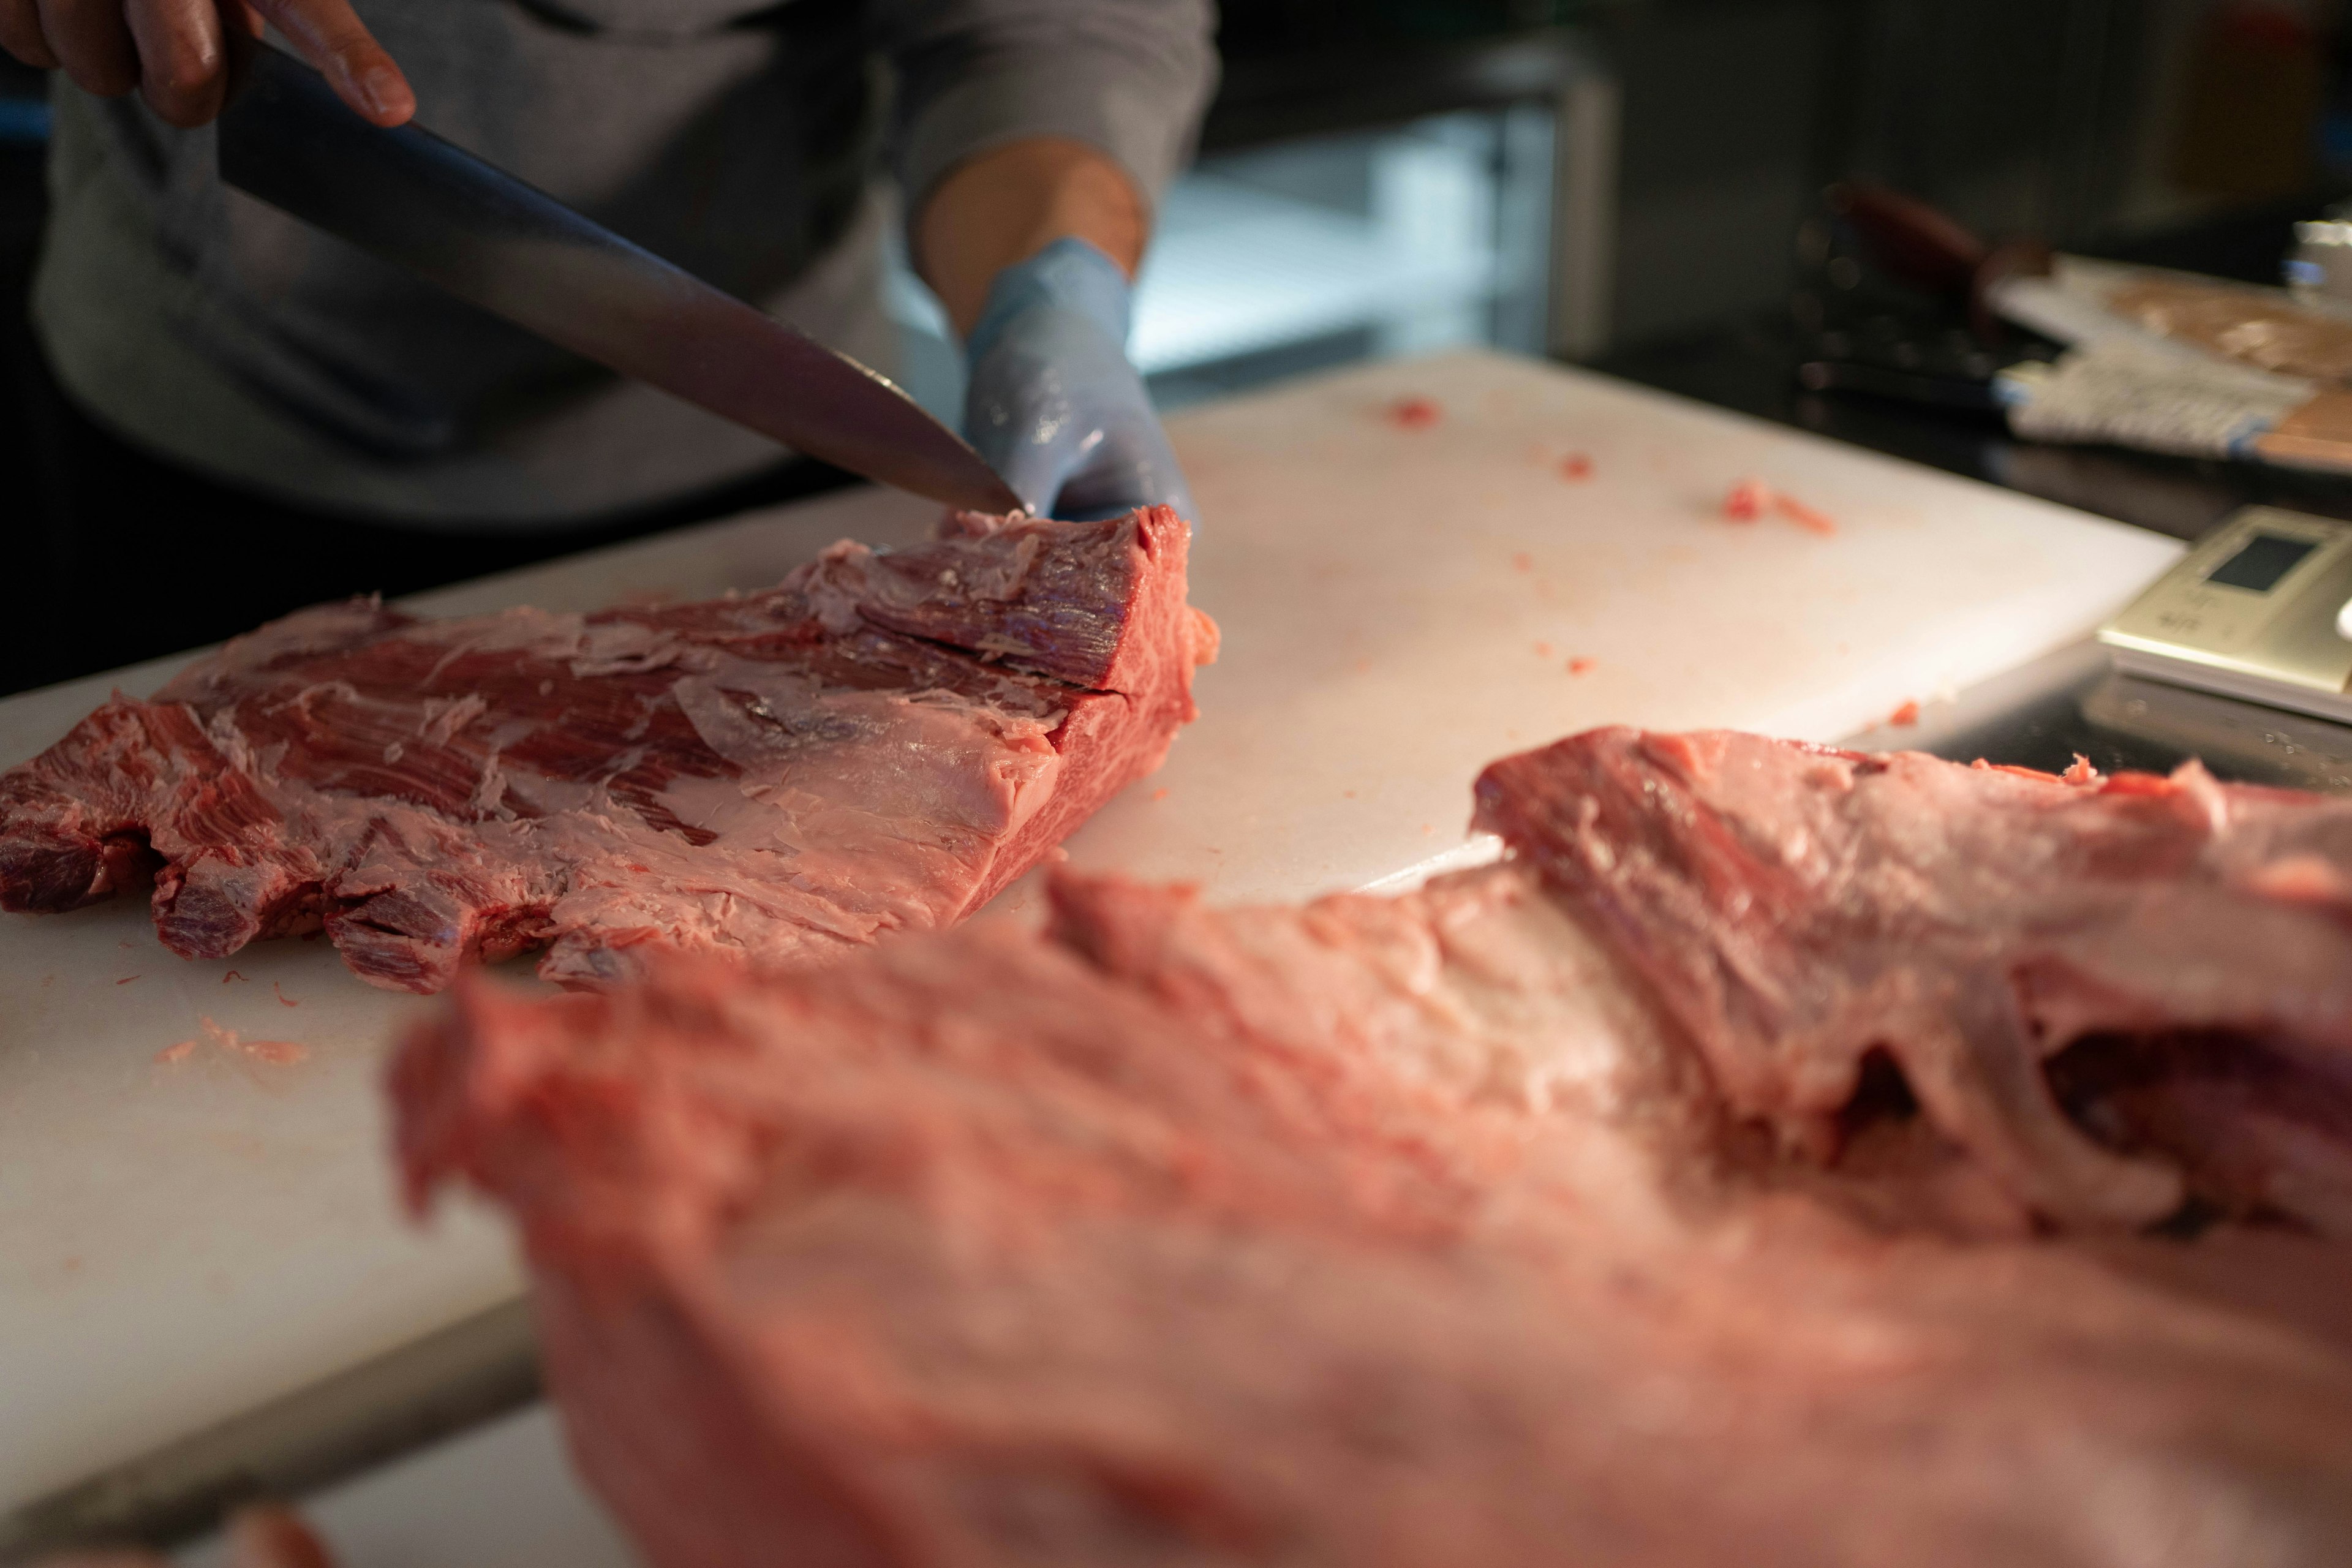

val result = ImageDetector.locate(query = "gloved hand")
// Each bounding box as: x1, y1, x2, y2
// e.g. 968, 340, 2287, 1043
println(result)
960, 237, 1196, 525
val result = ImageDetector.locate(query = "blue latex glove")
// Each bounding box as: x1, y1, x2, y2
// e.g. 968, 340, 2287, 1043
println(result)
960, 237, 1196, 524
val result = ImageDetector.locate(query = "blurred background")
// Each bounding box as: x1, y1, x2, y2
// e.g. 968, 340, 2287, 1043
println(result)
923, 0, 2346, 429
6, 0, 2352, 650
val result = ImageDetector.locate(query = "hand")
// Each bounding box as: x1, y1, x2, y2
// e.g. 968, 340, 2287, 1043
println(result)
959, 237, 1194, 524
0, 0, 412, 130
40, 1505, 335, 1568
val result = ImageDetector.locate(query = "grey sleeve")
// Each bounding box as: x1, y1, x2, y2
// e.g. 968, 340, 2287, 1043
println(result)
874, 0, 1219, 221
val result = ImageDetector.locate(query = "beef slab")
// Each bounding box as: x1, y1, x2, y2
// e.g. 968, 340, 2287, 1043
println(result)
394, 730, 2352, 1568
0, 507, 1213, 990
1476, 728, 2352, 1234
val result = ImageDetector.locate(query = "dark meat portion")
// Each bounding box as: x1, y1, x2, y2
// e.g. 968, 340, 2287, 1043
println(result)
0, 508, 1214, 991
1475, 728, 2352, 1234
394, 737, 2352, 1568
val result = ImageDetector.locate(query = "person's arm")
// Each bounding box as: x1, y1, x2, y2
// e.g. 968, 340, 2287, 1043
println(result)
878, 0, 1216, 521
0, 0, 411, 130
914, 135, 1145, 337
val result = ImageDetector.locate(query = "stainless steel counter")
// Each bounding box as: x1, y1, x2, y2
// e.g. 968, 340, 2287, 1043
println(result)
1842, 639, 2352, 796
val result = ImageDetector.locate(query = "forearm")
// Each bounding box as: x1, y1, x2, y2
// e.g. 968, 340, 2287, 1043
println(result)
914, 136, 1148, 338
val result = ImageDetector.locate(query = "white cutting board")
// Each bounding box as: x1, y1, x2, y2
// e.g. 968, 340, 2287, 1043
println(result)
0, 349, 2182, 1513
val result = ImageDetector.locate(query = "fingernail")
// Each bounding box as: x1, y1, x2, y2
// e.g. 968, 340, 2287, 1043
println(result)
355, 64, 408, 121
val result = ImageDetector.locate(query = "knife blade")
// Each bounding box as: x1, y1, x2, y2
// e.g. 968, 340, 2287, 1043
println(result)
0, 1300, 540, 1562
217, 44, 1022, 516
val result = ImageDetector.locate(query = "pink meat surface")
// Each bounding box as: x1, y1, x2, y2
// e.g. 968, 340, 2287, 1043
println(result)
1474, 728, 2352, 1234
395, 731, 2352, 1568
0, 508, 1213, 990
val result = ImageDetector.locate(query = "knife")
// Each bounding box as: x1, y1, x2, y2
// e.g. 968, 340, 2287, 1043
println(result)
216, 43, 1022, 516
0, 1299, 540, 1562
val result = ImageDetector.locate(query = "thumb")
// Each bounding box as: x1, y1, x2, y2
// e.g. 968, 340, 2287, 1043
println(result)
227, 1506, 336, 1568
249, 0, 413, 124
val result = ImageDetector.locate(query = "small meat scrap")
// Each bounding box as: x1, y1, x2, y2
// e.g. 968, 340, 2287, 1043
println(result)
1567, 657, 1597, 676
0, 510, 1215, 993
1888, 699, 1921, 727
158, 1016, 233, 1063
162, 1015, 309, 1066
1560, 453, 1593, 480
222, 970, 247, 984
1722, 477, 1838, 535
1772, 491, 1838, 537
1512, 552, 1534, 572
1385, 396, 1441, 429
274, 982, 300, 1008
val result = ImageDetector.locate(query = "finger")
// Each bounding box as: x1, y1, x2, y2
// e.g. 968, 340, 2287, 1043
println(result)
963, 384, 1084, 516
36, 0, 138, 96
249, 0, 410, 125
0, 0, 61, 67
123, 0, 227, 126
226, 1505, 336, 1568
1050, 400, 1194, 523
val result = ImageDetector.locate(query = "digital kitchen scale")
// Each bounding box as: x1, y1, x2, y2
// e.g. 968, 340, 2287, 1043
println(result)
2099, 505, 2352, 726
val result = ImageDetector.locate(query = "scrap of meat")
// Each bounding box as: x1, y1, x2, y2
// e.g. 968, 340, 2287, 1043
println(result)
156, 1016, 308, 1066
1474, 728, 2352, 1233
2109, 276, 2352, 383
396, 733, 2352, 1568
1722, 477, 1837, 535
0, 509, 1215, 992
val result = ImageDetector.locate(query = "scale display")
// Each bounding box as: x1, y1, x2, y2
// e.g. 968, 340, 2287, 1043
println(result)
2100, 506, 2352, 728
2206, 533, 2318, 594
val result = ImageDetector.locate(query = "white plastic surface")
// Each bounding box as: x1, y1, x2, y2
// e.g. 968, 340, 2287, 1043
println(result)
2, 350, 2182, 1518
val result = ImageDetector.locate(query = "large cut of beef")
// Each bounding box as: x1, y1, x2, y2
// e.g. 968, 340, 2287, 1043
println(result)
1474, 728, 2352, 1234
0, 508, 1213, 990
394, 729, 2352, 1568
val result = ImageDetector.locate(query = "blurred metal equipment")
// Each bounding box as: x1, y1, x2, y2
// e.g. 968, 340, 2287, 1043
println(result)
1193, 29, 1618, 358
883, 29, 1619, 413
1153, 30, 1621, 397
2286, 210, 2352, 307
2101, 506, 2352, 728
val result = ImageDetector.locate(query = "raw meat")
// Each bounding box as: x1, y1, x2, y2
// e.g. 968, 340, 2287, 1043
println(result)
0, 508, 1213, 991
1721, 477, 1836, 535
394, 731, 2352, 1568
1474, 728, 2352, 1233
2108, 275, 2352, 383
